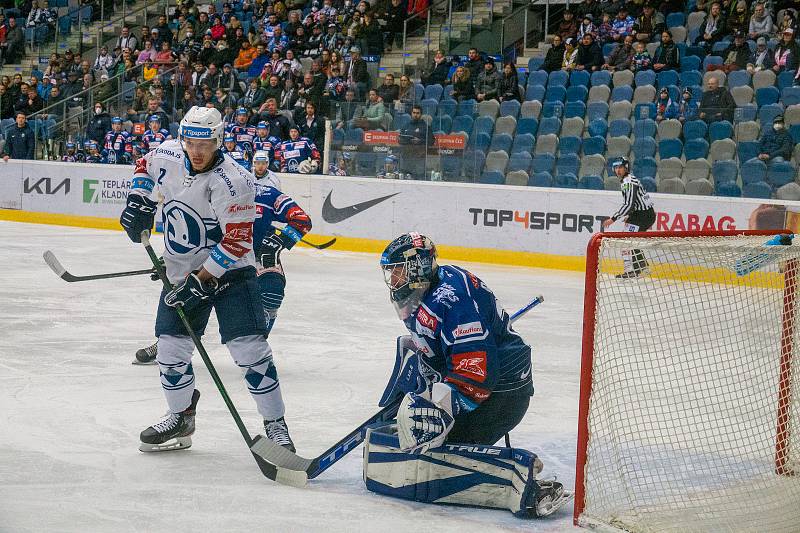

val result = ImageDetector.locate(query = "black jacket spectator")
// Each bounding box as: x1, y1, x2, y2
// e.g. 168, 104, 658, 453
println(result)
498, 66, 521, 101
3, 121, 35, 160
464, 51, 484, 80
652, 39, 680, 71
377, 80, 400, 105
86, 111, 112, 142
576, 37, 604, 70
4, 20, 24, 63
450, 69, 475, 101
344, 54, 370, 86
606, 39, 634, 70
0, 88, 14, 119
422, 54, 450, 86
699, 81, 735, 123
543, 39, 565, 72
262, 111, 291, 140
297, 111, 325, 148
716, 40, 750, 70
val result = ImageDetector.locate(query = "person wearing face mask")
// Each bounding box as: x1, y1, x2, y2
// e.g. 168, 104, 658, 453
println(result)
85, 102, 112, 143
757, 115, 793, 165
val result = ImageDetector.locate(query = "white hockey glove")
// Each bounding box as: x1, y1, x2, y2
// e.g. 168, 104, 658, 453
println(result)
297, 158, 315, 174
397, 382, 457, 454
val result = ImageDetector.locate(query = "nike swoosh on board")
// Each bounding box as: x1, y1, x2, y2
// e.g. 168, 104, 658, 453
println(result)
321, 191, 399, 223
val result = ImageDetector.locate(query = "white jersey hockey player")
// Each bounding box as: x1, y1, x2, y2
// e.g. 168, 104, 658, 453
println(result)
119, 106, 296, 453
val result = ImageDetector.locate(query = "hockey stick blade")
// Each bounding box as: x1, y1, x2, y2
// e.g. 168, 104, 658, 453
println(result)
43, 250, 155, 282
250, 437, 308, 487
301, 236, 337, 250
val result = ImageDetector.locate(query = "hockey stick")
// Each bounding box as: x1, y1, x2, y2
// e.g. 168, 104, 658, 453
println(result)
301, 236, 337, 250
140, 231, 305, 487
250, 294, 545, 485
43, 250, 155, 282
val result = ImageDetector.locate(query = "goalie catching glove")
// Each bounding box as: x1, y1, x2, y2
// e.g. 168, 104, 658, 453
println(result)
164, 271, 218, 312
397, 382, 460, 453
120, 193, 157, 243
297, 158, 319, 174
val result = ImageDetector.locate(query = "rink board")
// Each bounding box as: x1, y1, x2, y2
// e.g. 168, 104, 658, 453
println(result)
3, 160, 800, 270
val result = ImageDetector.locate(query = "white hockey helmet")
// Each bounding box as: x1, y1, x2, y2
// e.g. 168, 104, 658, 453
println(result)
179, 106, 224, 149
253, 150, 270, 163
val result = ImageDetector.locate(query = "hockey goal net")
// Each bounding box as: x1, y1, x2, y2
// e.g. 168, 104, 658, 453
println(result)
575, 230, 800, 532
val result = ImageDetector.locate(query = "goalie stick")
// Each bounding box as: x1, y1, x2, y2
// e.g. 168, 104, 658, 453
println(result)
43, 250, 154, 282
251, 295, 545, 486
140, 231, 306, 488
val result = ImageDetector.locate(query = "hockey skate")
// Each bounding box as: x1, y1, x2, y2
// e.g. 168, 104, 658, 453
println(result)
264, 417, 295, 452
524, 479, 574, 518
139, 389, 200, 452
132, 342, 158, 365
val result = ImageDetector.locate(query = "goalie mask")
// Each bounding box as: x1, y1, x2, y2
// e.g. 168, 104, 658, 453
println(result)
380, 233, 438, 319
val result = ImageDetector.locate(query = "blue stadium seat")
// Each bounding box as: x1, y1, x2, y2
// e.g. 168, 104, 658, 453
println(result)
554, 173, 579, 188
611, 86, 634, 102
634, 104, 657, 121
457, 99, 477, 117
564, 101, 586, 119
579, 175, 605, 190
332, 128, 345, 145
633, 156, 657, 178
602, 43, 616, 57
441, 154, 462, 180
640, 176, 657, 192
681, 56, 702, 72
635, 70, 657, 87
683, 120, 708, 141
490, 133, 513, 152
657, 70, 679, 89
556, 154, 581, 176
666, 12, 686, 27
664, 84, 681, 102
437, 99, 457, 117
738, 141, 760, 163
782, 87, 800, 107
474, 115, 495, 137
431, 115, 452, 134
424, 84, 444, 101
58, 14, 71, 35
541, 101, 564, 118
517, 117, 538, 136
633, 137, 657, 159
452, 115, 474, 134
566, 85, 589, 103
735, 103, 758, 122
711, 41, 729, 53
588, 119, 608, 138
472, 132, 492, 152
420, 98, 438, 117
778, 71, 796, 91
345, 127, 364, 144
768, 161, 796, 188
538, 117, 561, 135
791, 124, 800, 144
545, 85, 567, 103
508, 152, 533, 172
703, 56, 723, 70
526, 84, 546, 102
755, 86, 780, 107
741, 159, 767, 185
587, 101, 609, 122
463, 151, 486, 179
591, 71, 612, 87
548, 70, 569, 87
659, 138, 683, 159
633, 118, 657, 138
583, 136, 606, 156
479, 170, 506, 184
527, 70, 548, 88
511, 133, 536, 154
559, 136, 582, 155
609, 119, 632, 138
414, 83, 425, 103
529, 171, 553, 187
570, 70, 591, 88
680, 70, 703, 87
709, 120, 733, 142
500, 99, 521, 118
685, 138, 710, 159
717, 181, 742, 197
532, 153, 556, 173
742, 181, 772, 199
712, 160, 738, 186
759, 104, 784, 132
528, 58, 545, 72
727, 70, 751, 88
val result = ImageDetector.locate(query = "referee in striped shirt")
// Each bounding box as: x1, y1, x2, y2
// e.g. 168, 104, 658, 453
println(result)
602, 157, 655, 278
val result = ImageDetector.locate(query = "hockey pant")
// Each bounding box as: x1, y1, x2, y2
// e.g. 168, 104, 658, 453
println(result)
257, 270, 286, 336
621, 209, 656, 273
363, 423, 544, 517
154, 267, 285, 420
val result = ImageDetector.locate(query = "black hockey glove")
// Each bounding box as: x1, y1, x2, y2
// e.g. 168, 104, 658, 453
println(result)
164, 271, 218, 312
258, 231, 288, 269
120, 193, 157, 243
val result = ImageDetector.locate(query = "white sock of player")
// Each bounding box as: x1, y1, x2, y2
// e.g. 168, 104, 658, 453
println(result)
227, 335, 286, 420
156, 335, 197, 413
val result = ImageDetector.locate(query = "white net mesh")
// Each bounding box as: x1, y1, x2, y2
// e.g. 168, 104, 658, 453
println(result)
579, 234, 800, 533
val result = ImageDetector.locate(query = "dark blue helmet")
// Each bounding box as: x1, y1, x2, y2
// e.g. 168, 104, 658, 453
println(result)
380, 233, 438, 317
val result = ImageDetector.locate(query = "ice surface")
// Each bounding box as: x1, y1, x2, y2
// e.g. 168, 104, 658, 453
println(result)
0, 221, 583, 533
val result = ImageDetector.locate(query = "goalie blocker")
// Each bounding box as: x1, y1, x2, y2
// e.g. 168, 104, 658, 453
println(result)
363, 424, 571, 518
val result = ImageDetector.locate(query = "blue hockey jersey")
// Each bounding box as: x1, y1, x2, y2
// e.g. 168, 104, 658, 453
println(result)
403, 266, 534, 412
142, 128, 171, 152
222, 144, 252, 171
226, 124, 257, 152
253, 181, 312, 253
102, 130, 133, 164
276, 137, 320, 173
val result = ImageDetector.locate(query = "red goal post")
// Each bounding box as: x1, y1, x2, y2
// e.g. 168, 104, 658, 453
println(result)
575, 230, 800, 532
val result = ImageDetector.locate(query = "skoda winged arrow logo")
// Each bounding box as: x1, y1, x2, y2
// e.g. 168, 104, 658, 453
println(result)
321, 191, 399, 223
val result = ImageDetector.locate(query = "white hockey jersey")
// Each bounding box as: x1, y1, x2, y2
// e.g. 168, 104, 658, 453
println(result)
129, 139, 258, 283
254, 169, 281, 190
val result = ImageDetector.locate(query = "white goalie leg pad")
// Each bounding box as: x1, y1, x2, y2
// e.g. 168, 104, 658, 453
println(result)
157, 335, 197, 413
227, 335, 285, 420
363, 424, 570, 518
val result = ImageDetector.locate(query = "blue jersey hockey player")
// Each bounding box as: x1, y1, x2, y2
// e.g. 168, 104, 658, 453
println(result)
275, 125, 320, 174
142, 115, 172, 153
222, 133, 252, 171
61, 141, 79, 162
102, 116, 133, 164
225, 107, 256, 153
362, 233, 572, 519
84, 140, 103, 163
119, 106, 296, 453
253, 122, 280, 171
